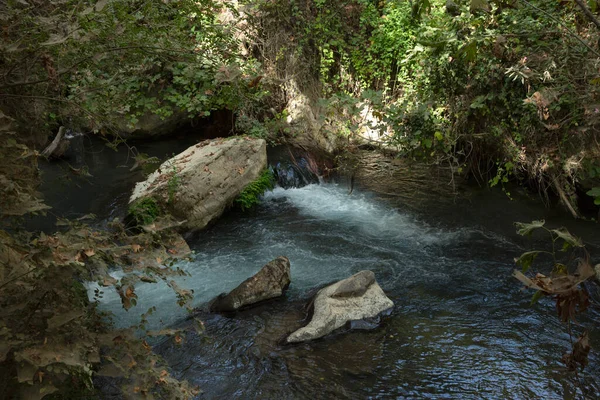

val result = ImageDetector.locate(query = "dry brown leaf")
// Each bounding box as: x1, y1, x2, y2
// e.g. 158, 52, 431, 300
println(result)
102, 276, 117, 286
47, 310, 84, 330
125, 286, 136, 299
83, 249, 95, 257
563, 331, 591, 370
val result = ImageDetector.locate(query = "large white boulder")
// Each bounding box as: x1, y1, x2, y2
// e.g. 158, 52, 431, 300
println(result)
129, 137, 267, 231
287, 270, 393, 343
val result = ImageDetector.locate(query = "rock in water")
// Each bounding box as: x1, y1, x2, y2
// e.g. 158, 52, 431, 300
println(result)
210, 256, 291, 312
129, 137, 267, 231
287, 270, 393, 343
331, 270, 375, 298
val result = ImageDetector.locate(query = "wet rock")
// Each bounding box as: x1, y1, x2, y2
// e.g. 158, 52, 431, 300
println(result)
287, 270, 393, 343
210, 256, 291, 312
331, 270, 375, 298
129, 137, 267, 231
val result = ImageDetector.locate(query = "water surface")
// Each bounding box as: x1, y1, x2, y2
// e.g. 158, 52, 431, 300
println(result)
92, 183, 599, 399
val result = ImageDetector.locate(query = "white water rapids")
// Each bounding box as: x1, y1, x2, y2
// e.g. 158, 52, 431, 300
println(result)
87, 184, 469, 329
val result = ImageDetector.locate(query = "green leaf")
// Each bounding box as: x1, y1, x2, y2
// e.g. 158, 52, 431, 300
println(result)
515, 220, 545, 236
530, 290, 544, 305
586, 187, 600, 196
551, 228, 584, 248
586, 187, 600, 204
553, 263, 568, 275
434, 131, 444, 141
460, 41, 478, 62
515, 251, 541, 273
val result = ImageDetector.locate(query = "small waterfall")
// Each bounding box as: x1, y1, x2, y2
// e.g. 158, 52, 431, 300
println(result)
267, 146, 326, 189
270, 158, 320, 188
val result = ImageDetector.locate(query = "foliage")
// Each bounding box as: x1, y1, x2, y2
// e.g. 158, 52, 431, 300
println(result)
3, 0, 600, 396
167, 164, 181, 204
586, 187, 600, 205
512, 220, 594, 371
0, 219, 199, 399
251, 0, 600, 214
128, 197, 162, 227
234, 169, 275, 210
0, 114, 49, 217
235, 109, 290, 143
0, 0, 260, 138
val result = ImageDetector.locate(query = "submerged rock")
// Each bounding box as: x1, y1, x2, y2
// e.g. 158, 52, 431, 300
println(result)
210, 256, 291, 312
287, 270, 393, 343
129, 137, 267, 231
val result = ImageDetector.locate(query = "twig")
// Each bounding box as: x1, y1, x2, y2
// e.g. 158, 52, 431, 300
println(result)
0, 45, 213, 90
518, 0, 600, 58
552, 176, 580, 219
573, 0, 600, 30
0, 266, 40, 291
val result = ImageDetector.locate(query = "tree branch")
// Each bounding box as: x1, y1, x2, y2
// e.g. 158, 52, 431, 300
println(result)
573, 0, 600, 30
518, 0, 600, 58
0, 45, 200, 91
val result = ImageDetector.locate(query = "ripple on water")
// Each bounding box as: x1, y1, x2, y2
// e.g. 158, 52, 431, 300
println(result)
92, 184, 599, 399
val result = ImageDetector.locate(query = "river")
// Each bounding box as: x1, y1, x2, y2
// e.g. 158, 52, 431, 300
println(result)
31, 134, 600, 399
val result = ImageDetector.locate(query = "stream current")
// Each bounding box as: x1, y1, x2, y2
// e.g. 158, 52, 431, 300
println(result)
92, 183, 600, 399
34, 135, 600, 399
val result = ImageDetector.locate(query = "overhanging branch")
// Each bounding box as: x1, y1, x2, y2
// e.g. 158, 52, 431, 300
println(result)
573, 0, 600, 30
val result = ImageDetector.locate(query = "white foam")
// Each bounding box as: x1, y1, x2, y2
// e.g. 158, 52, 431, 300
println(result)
89, 184, 478, 329
263, 184, 452, 244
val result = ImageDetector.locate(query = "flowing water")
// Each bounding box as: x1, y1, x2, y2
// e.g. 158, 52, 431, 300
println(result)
90, 183, 599, 399
29, 135, 600, 399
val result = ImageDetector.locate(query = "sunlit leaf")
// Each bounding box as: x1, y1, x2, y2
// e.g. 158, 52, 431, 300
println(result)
551, 228, 584, 248
515, 220, 545, 236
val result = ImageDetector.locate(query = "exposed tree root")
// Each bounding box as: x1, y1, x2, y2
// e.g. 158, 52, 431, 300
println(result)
553, 175, 581, 219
